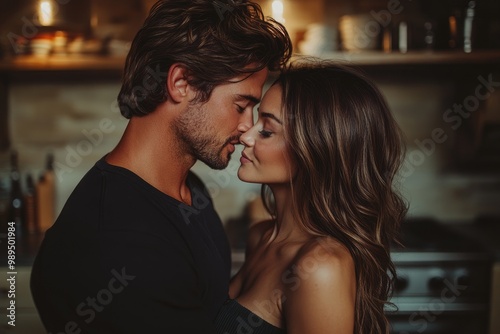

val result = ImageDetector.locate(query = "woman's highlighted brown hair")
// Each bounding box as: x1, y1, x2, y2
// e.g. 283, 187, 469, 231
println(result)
267, 59, 408, 334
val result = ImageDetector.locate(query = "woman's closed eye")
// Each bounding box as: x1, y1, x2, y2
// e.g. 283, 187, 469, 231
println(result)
258, 129, 273, 138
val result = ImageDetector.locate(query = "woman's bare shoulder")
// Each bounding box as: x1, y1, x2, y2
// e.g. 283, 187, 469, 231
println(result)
283, 237, 356, 333
299, 236, 353, 262
291, 236, 355, 283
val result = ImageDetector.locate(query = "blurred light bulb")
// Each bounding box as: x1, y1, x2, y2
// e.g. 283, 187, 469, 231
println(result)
272, 0, 285, 24
39, 0, 55, 26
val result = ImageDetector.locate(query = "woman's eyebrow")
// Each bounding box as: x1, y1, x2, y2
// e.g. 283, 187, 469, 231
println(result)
258, 108, 283, 125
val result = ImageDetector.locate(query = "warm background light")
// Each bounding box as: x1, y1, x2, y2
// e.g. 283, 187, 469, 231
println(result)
272, 0, 285, 23
38, 0, 55, 26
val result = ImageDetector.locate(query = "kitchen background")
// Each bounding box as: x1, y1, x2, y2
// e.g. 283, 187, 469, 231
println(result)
0, 0, 499, 333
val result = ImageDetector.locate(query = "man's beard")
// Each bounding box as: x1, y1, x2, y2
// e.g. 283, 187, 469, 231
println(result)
175, 102, 236, 170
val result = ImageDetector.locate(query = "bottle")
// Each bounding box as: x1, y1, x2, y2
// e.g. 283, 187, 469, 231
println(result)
24, 172, 38, 234
382, 26, 392, 53
36, 153, 55, 232
7, 150, 24, 239
423, 21, 436, 50
398, 21, 409, 53
448, 2, 462, 49
463, 0, 476, 53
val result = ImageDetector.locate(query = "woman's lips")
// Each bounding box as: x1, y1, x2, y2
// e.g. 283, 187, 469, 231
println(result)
240, 151, 253, 164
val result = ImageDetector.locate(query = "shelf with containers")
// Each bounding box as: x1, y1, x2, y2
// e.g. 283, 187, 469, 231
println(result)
1, 49, 500, 74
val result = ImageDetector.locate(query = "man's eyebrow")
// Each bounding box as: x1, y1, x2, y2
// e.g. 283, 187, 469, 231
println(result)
258, 108, 283, 125
236, 94, 261, 104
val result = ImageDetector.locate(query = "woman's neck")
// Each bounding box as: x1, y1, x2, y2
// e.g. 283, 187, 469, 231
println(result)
268, 184, 309, 244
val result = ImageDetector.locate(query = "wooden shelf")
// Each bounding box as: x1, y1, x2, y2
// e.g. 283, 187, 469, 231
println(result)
307, 50, 500, 66
0, 50, 499, 74
0, 54, 126, 73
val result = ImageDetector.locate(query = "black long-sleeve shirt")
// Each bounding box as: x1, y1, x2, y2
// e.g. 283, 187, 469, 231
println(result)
31, 157, 231, 333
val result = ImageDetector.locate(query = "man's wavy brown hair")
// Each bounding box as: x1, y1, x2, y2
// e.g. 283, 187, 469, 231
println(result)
118, 0, 292, 118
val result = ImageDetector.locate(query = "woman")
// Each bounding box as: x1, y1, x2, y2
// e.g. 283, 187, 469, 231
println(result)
215, 60, 407, 334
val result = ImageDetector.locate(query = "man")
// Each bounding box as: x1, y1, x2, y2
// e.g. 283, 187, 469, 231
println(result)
30, 0, 291, 333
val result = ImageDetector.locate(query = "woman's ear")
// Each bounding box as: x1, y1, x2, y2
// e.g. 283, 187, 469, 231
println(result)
167, 63, 190, 103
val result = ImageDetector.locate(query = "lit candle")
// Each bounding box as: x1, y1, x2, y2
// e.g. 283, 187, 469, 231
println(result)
272, 0, 285, 24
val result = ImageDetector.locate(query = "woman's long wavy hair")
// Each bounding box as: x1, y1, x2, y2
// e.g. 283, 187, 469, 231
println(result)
263, 60, 408, 334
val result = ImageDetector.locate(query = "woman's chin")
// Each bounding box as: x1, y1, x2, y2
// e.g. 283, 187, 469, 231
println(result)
237, 170, 258, 183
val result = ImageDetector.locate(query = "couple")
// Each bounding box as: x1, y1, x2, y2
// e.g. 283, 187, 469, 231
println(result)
30, 1, 407, 333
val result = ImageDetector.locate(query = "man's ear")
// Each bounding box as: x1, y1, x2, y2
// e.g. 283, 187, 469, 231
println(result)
167, 63, 190, 103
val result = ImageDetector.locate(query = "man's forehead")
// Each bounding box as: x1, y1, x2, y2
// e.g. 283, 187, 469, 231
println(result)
225, 68, 269, 100
228, 67, 269, 83
235, 94, 261, 104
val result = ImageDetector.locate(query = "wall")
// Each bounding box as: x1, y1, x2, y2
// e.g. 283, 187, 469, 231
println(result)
0, 81, 127, 222
2, 73, 499, 227
377, 75, 500, 222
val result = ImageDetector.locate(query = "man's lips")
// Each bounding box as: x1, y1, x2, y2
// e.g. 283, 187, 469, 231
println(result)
226, 138, 240, 153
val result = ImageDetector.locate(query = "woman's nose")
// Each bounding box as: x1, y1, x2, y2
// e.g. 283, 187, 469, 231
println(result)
239, 127, 256, 147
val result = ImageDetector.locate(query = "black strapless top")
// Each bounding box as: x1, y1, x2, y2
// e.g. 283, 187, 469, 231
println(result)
215, 299, 286, 334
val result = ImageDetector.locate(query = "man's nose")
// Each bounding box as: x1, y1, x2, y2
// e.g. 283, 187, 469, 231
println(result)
237, 110, 254, 133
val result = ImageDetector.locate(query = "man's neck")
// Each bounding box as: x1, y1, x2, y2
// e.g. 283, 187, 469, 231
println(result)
106, 109, 196, 205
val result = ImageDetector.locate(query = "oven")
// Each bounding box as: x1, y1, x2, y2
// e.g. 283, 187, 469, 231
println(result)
387, 219, 493, 334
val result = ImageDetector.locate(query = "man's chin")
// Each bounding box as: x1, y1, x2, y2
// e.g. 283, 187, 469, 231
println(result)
200, 154, 230, 170
195, 144, 234, 170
